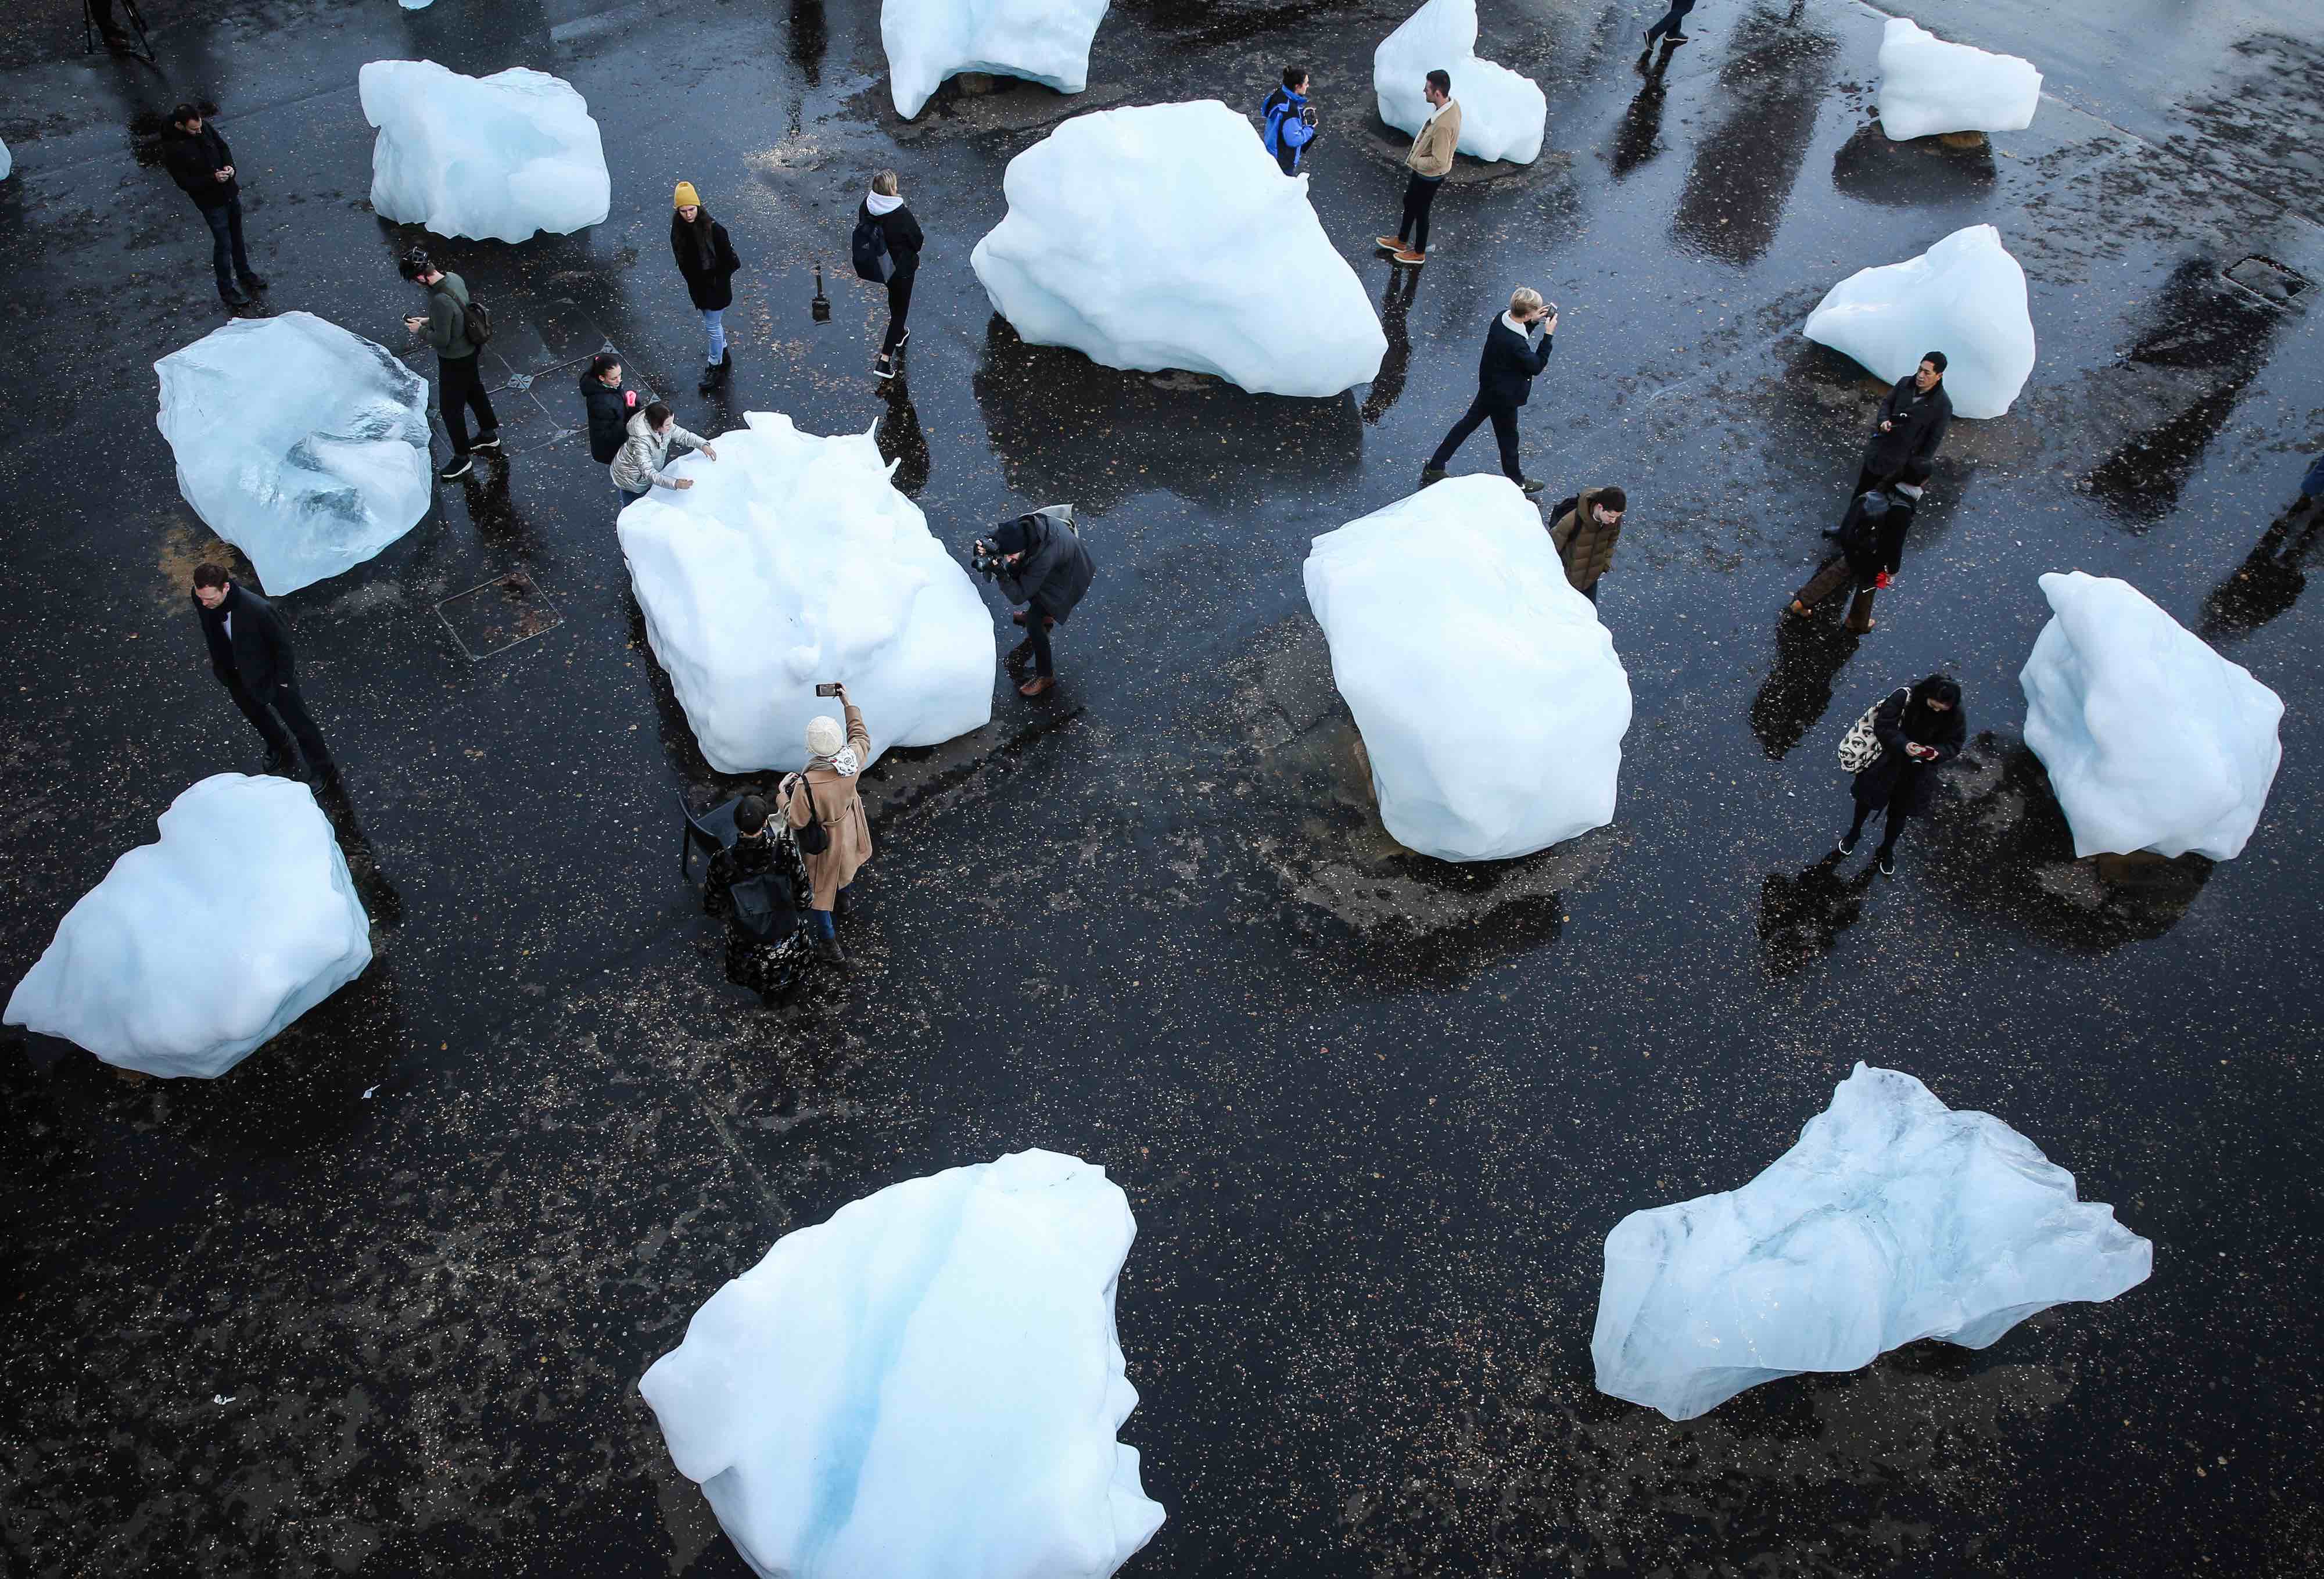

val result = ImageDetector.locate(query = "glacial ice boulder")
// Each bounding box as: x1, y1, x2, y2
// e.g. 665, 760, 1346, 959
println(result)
1594, 1063, 2151, 1422
359, 60, 609, 241
971, 101, 1386, 398
0, 137, 12, 181
1877, 18, 2042, 141
155, 312, 433, 595
1304, 477, 1630, 861
616, 411, 994, 774
882, 0, 1111, 119
1803, 223, 2033, 419
639, 1149, 1165, 1579
1373, 0, 1546, 164
2021, 571, 2283, 860
5, 775, 372, 1079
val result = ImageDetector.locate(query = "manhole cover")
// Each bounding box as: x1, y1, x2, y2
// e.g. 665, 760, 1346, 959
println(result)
2224, 256, 2308, 306
436, 573, 562, 659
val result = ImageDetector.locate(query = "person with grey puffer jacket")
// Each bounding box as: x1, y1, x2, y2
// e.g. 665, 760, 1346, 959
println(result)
611, 403, 719, 505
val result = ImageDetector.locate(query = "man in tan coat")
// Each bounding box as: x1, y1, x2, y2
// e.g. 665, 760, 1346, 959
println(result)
1376, 70, 1462, 266
1549, 486, 1627, 604
781, 686, 873, 966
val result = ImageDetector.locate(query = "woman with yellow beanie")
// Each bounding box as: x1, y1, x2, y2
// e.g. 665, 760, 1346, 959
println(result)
671, 181, 743, 394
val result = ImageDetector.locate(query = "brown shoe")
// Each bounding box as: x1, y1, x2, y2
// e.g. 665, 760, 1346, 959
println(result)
1375, 235, 1405, 252
1017, 674, 1056, 697
1393, 249, 1426, 266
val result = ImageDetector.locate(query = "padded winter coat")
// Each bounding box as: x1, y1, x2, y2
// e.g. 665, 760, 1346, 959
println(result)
609, 408, 709, 494
1862, 376, 1952, 480
1851, 686, 1965, 817
672, 212, 742, 311
994, 507, 1097, 622
1550, 487, 1624, 591
781, 703, 874, 910
579, 374, 639, 465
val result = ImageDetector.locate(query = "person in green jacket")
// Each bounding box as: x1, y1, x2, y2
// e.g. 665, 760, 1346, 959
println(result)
399, 246, 500, 480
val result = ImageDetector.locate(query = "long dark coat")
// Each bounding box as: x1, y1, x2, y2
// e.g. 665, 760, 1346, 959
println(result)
1852, 686, 1966, 817
672, 211, 742, 311
993, 509, 1096, 623
703, 830, 811, 994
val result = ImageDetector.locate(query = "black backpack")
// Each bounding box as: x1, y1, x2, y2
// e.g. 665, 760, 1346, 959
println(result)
787, 774, 831, 856
851, 211, 894, 283
433, 281, 494, 347
727, 869, 799, 942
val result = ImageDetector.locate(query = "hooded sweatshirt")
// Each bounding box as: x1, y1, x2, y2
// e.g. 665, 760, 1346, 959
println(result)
610, 408, 709, 494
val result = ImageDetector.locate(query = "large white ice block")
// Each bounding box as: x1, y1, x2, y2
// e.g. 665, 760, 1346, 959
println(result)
5, 775, 372, 1079
640, 1149, 1165, 1579
882, 0, 1110, 119
1373, 0, 1546, 164
971, 101, 1386, 398
155, 312, 432, 595
359, 60, 609, 241
1803, 223, 2033, 419
1594, 1063, 2151, 1422
616, 412, 994, 774
2021, 571, 2283, 860
1877, 18, 2042, 141
1304, 477, 1630, 861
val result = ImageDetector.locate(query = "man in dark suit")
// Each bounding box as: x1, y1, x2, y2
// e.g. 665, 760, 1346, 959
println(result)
1853, 352, 1952, 498
161, 105, 269, 308
191, 565, 336, 781
1422, 287, 1558, 494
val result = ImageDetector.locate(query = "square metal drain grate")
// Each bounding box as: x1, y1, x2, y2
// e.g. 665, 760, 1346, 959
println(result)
2224, 256, 2308, 306
437, 572, 562, 660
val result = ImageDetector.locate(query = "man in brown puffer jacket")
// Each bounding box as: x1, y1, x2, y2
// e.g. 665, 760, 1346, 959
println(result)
1549, 486, 1627, 604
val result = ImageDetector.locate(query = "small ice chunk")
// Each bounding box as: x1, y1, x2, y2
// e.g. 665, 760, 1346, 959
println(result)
616, 411, 994, 773
971, 101, 1386, 397
359, 60, 609, 241
1373, 0, 1547, 165
639, 1149, 1165, 1579
1594, 1063, 2151, 1422
398, 0, 435, 12
1304, 476, 1631, 860
0, 137, 13, 181
155, 312, 432, 594
1803, 223, 2033, 418
2021, 570, 2283, 860
881, 0, 1111, 119
1877, 17, 2041, 141
5, 776, 373, 1079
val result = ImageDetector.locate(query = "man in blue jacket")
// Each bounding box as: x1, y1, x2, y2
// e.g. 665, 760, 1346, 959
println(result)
1261, 68, 1319, 176
1422, 288, 1558, 494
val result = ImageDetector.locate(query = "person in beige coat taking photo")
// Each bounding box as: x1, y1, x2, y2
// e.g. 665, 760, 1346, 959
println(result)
780, 687, 873, 966
1377, 70, 1462, 267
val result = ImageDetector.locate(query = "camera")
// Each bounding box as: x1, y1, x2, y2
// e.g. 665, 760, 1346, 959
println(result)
968, 538, 1007, 577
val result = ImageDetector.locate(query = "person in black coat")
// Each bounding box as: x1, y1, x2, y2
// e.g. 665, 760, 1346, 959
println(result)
671, 182, 743, 393
1789, 463, 1929, 631
702, 795, 813, 1006
1422, 288, 1558, 494
191, 564, 335, 780
986, 505, 1096, 697
579, 353, 643, 515
862, 170, 924, 380
161, 105, 268, 307
1840, 673, 1963, 874
1853, 353, 1952, 498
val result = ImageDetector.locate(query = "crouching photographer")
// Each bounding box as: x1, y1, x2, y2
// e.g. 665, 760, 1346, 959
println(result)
971, 504, 1096, 698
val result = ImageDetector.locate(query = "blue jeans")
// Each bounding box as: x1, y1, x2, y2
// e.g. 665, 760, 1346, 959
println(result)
200, 197, 253, 297
2304, 450, 2324, 501
701, 308, 726, 365
808, 885, 852, 940
1647, 0, 1696, 42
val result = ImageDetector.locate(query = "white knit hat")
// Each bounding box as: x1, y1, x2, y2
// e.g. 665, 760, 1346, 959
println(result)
804, 715, 844, 758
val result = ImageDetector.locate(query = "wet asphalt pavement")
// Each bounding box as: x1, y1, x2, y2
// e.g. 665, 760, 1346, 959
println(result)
2, 1, 2321, 1575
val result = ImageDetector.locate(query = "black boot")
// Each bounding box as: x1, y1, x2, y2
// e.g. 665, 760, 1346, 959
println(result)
813, 934, 848, 966
238, 272, 270, 292
698, 364, 718, 396
715, 349, 732, 388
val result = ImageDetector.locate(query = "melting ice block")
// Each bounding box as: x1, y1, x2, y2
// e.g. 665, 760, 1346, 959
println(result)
5, 775, 372, 1079
0, 137, 12, 181
882, 0, 1110, 119
359, 60, 609, 241
616, 411, 993, 773
155, 312, 432, 595
1877, 18, 2042, 141
2021, 571, 2283, 860
1373, 0, 1546, 164
1304, 477, 1630, 860
973, 101, 1385, 397
1803, 223, 2033, 419
640, 1149, 1165, 1579
1594, 1063, 2151, 1422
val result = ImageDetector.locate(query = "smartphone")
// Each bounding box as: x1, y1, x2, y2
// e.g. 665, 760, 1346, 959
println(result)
815, 683, 840, 698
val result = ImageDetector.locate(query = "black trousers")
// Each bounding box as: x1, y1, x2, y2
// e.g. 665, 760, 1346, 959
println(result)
200, 197, 254, 297
1429, 393, 1524, 482
1845, 796, 1909, 855
1646, 0, 1697, 42
882, 270, 914, 355
1397, 173, 1443, 254
437, 354, 498, 455
227, 678, 332, 769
